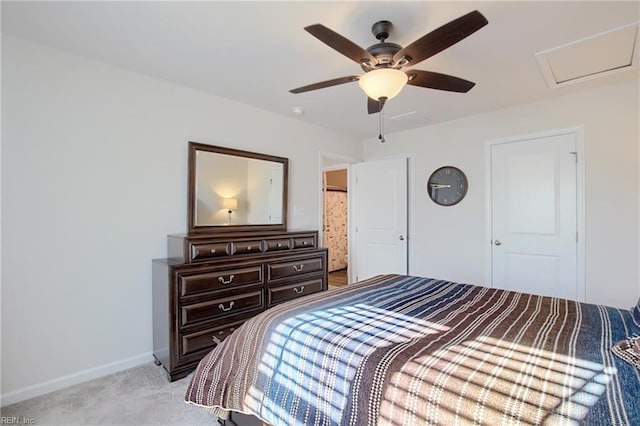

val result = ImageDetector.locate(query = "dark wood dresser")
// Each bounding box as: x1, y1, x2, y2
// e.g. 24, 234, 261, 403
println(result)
152, 229, 328, 381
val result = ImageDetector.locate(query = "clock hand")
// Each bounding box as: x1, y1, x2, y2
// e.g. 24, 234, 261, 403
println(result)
430, 184, 451, 189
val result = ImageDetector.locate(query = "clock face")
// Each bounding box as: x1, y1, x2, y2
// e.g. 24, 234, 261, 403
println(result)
427, 166, 468, 206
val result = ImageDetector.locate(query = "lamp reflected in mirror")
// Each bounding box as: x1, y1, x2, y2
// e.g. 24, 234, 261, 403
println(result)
222, 198, 238, 225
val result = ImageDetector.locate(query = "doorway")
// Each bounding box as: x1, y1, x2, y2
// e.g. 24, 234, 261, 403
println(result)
487, 127, 585, 301
318, 153, 410, 288
323, 169, 349, 288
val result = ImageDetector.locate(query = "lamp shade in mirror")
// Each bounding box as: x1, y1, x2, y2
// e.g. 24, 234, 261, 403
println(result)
222, 198, 238, 211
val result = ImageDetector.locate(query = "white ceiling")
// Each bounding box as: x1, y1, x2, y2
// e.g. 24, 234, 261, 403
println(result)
2, 1, 639, 139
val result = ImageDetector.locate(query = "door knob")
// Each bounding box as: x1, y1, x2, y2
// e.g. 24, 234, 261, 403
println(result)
399, 235, 405, 241
494, 240, 502, 246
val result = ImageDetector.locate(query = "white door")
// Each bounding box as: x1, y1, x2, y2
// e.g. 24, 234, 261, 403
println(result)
491, 133, 578, 300
352, 158, 408, 281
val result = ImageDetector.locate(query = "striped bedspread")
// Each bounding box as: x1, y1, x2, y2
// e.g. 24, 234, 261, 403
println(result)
185, 275, 640, 425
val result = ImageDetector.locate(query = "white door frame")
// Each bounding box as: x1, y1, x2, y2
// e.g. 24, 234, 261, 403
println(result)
484, 126, 586, 301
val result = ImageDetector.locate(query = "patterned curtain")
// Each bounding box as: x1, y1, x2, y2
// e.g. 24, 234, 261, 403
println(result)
324, 190, 348, 272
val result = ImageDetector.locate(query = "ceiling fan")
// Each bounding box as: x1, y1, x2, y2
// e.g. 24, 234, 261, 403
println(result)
290, 10, 488, 114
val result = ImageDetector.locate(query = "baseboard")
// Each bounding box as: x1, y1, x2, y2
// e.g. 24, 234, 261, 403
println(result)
1, 352, 154, 407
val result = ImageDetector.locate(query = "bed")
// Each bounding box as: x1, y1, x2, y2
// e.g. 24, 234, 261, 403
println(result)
185, 274, 640, 425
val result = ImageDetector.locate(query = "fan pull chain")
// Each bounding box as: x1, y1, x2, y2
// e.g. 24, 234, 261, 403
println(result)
378, 98, 386, 143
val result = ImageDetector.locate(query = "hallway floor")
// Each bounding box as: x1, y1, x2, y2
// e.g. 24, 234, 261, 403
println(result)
329, 268, 348, 289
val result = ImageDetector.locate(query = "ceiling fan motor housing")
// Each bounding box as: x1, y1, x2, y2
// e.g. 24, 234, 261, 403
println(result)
366, 42, 402, 67
364, 21, 402, 69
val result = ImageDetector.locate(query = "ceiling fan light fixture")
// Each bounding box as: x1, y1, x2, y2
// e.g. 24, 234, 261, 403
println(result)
358, 68, 408, 101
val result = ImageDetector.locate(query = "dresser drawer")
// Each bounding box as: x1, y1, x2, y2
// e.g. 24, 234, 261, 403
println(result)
268, 278, 324, 305
264, 238, 291, 252
190, 243, 231, 261
179, 266, 263, 297
293, 236, 315, 249
181, 318, 246, 357
232, 240, 263, 255
180, 290, 263, 327
268, 256, 324, 281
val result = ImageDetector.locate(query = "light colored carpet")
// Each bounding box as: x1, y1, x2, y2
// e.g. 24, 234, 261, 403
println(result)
1, 362, 261, 426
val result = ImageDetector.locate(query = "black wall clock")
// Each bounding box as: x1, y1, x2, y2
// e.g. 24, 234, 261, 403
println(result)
427, 166, 468, 206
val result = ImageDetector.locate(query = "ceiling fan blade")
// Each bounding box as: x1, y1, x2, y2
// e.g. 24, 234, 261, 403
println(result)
406, 69, 475, 93
305, 24, 378, 66
394, 10, 488, 66
290, 75, 360, 94
367, 97, 386, 114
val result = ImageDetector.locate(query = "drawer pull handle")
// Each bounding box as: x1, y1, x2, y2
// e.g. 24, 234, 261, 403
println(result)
303, 241, 308, 245
218, 275, 235, 285
293, 264, 305, 272
212, 336, 221, 345
277, 243, 282, 247
210, 248, 216, 254
294, 286, 305, 294
218, 301, 235, 312
246, 246, 252, 251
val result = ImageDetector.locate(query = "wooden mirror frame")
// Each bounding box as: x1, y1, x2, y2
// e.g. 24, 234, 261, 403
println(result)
187, 142, 289, 234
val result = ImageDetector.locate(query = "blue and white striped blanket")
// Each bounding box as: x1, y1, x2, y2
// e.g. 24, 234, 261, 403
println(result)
185, 275, 640, 425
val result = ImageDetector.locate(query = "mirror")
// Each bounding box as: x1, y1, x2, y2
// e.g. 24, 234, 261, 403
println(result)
188, 142, 288, 233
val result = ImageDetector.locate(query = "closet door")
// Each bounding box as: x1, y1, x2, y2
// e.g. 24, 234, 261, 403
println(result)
490, 132, 579, 300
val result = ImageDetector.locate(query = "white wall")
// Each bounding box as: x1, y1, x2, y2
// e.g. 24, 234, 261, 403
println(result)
196, 154, 249, 225
0, 36, 361, 404
363, 76, 639, 309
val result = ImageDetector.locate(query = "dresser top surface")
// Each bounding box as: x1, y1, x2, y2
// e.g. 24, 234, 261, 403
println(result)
168, 229, 318, 240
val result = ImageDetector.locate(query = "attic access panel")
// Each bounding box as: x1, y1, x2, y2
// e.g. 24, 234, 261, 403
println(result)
536, 22, 639, 88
